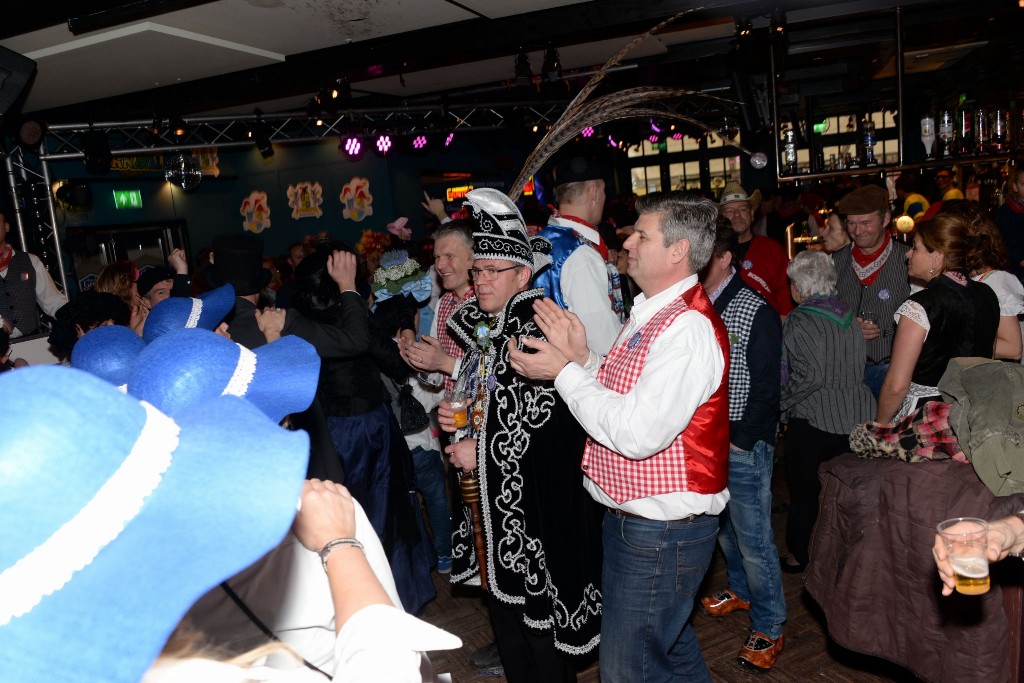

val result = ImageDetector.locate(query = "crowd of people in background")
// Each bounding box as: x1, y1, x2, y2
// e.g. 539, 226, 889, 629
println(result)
2, 157, 1023, 683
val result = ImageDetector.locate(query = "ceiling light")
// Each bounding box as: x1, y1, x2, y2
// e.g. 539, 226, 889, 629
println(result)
80, 129, 111, 175
514, 49, 533, 84
250, 109, 273, 159
581, 126, 594, 138
541, 46, 562, 82
376, 134, 392, 155
412, 134, 428, 150
445, 132, 455, 148
340, 136, 362, 158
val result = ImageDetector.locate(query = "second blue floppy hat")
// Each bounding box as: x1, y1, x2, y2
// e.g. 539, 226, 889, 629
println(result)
129, 327, 320, 423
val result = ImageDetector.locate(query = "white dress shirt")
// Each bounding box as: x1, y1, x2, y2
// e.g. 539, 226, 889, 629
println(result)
554, 274, 730, 520
548, 216, 622, 356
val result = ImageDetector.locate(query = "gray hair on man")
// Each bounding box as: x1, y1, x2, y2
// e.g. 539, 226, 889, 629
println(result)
787, 250, 838, 299
634, 191, 718, 274
433, 218, 476, 251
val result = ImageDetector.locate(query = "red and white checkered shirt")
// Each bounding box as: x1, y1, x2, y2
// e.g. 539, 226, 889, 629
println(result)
435, 288, 473, 392
581, 284, 731, 504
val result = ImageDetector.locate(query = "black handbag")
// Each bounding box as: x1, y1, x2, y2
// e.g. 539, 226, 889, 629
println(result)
387, 377, 431, 434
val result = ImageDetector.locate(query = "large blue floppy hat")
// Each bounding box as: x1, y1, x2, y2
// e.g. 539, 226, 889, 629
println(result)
142, 283, 235, 344
71, 324, 145, 388
129, 327, 320, 423
0, 365, 309, 683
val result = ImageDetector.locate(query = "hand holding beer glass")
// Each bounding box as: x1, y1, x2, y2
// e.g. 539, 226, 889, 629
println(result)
936, 518, 990, 596
447, 388, 469, 429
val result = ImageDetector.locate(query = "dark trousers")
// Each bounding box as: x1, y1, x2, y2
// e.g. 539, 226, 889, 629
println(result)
784, 418, 851, 565
487, 594, 576, 683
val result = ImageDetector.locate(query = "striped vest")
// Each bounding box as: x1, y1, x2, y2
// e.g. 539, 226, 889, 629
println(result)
581, 283, 730, 503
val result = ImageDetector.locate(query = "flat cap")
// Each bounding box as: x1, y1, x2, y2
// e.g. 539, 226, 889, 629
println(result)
836, 184, 891, 216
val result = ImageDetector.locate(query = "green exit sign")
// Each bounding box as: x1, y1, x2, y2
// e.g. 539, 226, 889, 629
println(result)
113, 189, 142, 209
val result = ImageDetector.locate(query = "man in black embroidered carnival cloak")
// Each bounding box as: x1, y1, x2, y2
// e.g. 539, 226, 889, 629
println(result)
437, 188, 602, 683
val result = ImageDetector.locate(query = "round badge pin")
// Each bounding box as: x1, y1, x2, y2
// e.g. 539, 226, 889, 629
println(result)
877, 288, 890, 301
627, 332, 642, 349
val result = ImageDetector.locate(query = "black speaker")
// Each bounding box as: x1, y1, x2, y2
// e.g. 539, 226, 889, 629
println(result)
0, 46, 36, 119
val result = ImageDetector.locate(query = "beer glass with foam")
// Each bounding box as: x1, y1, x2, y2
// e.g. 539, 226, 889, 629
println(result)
937, 517, 990, 595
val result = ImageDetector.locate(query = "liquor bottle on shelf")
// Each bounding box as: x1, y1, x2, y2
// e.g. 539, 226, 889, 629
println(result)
975, 106, 991, 155
937, 109, 954, 159
955, 105, 973, 157
782, 129, 797, 175
990, 108, 1011, 153
920, 112, 936, 160
862, 118, 877, 166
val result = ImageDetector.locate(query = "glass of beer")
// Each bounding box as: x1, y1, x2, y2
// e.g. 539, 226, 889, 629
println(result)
447, 390, 469, 429
937, 517, 990, 595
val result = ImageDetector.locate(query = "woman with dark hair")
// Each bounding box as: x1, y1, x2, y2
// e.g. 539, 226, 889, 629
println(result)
48, 289, 131, 363
289, 244, 436, 615
939, 200, 1024, 361
876, 216, 1000, 424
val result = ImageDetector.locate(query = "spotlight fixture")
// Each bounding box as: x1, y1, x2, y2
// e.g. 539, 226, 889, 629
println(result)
249, 109, 274, 159
340, 135, 362, 158
650, 119, 663, 134
17, 117, 47, 152
648, 134, 660, 144
541, 46, 562, 82
736, 15, 753, 38
445, 132, 455, 148
170, 116, 188, 138
770, 9, 787, 37
375, 134, 392, 155
514, 48, 533, 84
581, 126, 594, 138
671, 132, 683, 140
412, 134, 428, 150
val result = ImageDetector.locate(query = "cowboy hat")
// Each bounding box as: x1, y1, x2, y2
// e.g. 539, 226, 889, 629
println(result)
0, 366, 309, 683
718, 181, 762, 213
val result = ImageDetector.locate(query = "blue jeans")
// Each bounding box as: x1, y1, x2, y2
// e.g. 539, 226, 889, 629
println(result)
717, 441, 786, 639
600, 510, 719, 683
864, 363, 889, 401
410, 446, 452, 558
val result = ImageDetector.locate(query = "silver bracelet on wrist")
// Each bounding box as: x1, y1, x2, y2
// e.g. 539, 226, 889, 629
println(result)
1009, 511, 1024, 559
318, 537, 365, 571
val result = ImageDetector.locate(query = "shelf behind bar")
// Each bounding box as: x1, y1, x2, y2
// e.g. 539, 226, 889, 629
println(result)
776, 152, 1020, 183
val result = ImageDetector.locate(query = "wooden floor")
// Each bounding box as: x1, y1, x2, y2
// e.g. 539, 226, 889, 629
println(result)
416, 445, 920, 682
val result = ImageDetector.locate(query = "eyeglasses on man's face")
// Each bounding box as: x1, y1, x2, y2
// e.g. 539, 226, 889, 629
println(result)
469, 265, 521, 281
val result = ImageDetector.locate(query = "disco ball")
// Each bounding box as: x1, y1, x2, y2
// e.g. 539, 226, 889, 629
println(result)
749, 152, 769, 170
164, 153, 202, 191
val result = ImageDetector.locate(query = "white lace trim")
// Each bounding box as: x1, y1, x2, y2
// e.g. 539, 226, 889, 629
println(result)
852, 238, 894, 282
895, 299, 930, 338
185, 299, 203, 328
222, 344, 257, 397
0, 401, 178, 625
894, 381, 940, 421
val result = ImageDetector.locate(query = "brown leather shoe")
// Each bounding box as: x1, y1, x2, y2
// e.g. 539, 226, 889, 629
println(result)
700, 588, 751, 617
736, 631, 784, 672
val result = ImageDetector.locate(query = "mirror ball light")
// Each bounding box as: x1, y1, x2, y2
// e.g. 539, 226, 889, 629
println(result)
163, 153, 202, 191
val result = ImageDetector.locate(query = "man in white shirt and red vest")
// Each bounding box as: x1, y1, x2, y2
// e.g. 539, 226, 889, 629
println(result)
534, 155, 624, 355
510, 191, 731, 682
719, 181, 793, 317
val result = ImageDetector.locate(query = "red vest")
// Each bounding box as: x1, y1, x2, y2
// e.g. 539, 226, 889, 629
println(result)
581, 283, 730, 504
